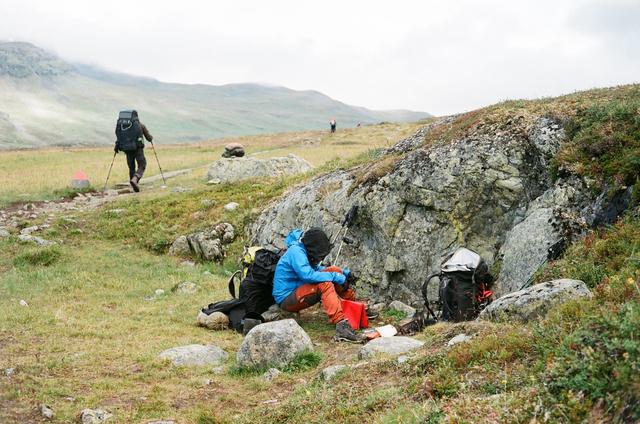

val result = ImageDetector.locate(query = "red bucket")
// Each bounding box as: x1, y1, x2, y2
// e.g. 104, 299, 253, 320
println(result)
341, 299, 368, 330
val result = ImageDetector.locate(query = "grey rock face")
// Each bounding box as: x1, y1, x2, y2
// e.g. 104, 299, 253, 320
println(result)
79, 409, 113, 424
480, 279, 593, 322
495, 178, 591, 295
250, 117, 575, 301
169, 223, 235, 262
207, 154, 312, 183
236, 319, 313, 368
359, 336, 424, 359
158, 344, 228, 366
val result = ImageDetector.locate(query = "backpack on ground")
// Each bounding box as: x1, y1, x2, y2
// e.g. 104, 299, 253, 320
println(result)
201, 246, 283, 333
422, 248, 493, 322
115, 110, 143, 152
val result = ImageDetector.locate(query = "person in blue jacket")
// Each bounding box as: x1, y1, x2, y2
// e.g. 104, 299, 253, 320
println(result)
272, 227, 365, 342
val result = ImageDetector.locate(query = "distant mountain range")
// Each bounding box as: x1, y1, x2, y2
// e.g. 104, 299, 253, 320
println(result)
0, 41, 430, 149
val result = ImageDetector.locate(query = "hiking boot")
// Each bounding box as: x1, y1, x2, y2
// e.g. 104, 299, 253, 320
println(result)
130, 175, 140, 192
334, 319, 366, 343
366, 308, 379, 320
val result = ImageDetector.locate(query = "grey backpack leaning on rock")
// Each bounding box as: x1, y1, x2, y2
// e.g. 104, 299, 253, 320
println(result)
422, 248, 494, 322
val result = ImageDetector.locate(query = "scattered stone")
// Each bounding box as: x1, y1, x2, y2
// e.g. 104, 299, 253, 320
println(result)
262, 399, 278, 405
263, 368, 282, 382
5, 368, 15, 376
0, 228, 9, 238
211, 366, 224, 375
388, 300, 416, 318
447, 334, 472, 347
17, 234, 55, 246
202, 379, 212, 386
154, 289, 165, 296
201, 199, 215, 207
106, 209, 124, 215
224, 202, 239, 211
397, 355, 409, 364
197, 311, 229, 330
41, 404, 54, 419
180, 260, 195, 267
480, 279, 593, 322
358, 336, 424, 359
19, 300, 29, 307
237, 319, 314, 369
321, 365, 348, 381
207, 154, 312, 183
19, 225, 39, 235
206, 178, 221, 185
79, 408, 113, 424
158, 344, 228, 367
172, 281, 198, 295
168, 235, 190, 257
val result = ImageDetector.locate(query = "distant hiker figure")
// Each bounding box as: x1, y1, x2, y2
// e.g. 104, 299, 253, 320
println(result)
272, 228, 366, 343
329, 118, 337, 134
114, 110, 153, 192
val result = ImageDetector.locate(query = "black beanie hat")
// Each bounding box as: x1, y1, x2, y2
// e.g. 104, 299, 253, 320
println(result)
301, 228, 331, 266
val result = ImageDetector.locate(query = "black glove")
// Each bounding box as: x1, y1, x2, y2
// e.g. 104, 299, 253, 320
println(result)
345, 271, 359, 289
114, 145, 119, 154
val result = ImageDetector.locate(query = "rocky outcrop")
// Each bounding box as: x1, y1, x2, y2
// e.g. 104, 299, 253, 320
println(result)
250, 115, 596, 301
479, 279, 593, 322
168, 223, 235, 262
236, 319, 313, 368
207, 154, 312, 184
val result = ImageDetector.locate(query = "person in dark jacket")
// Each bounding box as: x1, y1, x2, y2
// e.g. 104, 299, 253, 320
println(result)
272, 228, 365, 343
114, 110, 153, 192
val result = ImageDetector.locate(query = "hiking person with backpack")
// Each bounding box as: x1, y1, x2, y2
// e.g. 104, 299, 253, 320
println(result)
114, 110, 153, 192
272, 227, 365, 343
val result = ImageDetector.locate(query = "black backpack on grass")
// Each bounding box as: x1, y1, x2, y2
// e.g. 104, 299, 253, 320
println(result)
201, 247, 283, 332
115, 110, 143, 152
422, 248, 494, 322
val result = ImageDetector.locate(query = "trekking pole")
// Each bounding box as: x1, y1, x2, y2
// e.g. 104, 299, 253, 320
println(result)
103, 151, 117, 192
150, 141, 167, 184
332, 205, 358, 266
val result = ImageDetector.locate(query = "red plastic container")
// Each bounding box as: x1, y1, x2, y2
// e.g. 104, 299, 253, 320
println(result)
341, 299, 368, 330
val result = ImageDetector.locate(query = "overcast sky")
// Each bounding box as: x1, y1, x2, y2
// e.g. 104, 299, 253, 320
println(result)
1, 0, 638, 115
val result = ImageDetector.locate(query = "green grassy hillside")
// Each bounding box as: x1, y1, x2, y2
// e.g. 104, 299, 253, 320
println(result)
0, 42, 429, 149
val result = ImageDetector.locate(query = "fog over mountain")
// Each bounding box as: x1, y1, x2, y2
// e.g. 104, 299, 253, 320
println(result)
0, 42, 429, 149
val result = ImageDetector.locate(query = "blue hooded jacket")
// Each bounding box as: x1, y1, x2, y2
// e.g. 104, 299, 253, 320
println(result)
272, 229, 346, 304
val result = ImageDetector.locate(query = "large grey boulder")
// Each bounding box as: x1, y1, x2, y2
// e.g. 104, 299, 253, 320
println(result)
207, 154, 312, 183
358, 336, 424, 359
250, 117, 583, 302
158, 344, 228, 366
236, 319, 313, 368
480, 279, 593, 322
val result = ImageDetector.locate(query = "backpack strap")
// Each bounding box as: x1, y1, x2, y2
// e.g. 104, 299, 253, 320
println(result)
228, 270, 241, 298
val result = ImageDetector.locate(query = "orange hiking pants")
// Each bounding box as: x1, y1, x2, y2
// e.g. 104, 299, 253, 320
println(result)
279, 266, 356, 324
